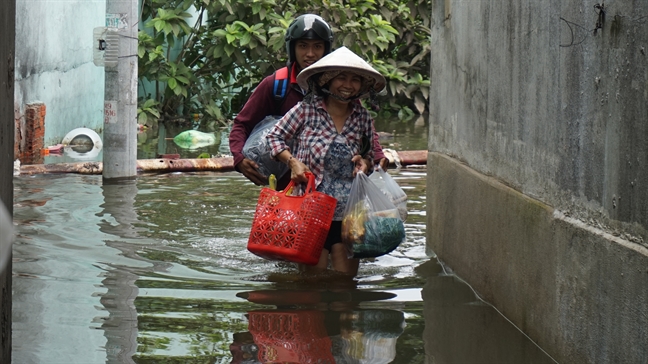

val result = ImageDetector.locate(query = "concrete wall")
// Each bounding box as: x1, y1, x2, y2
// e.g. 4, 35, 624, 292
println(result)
15, 0, 106, 148
0, 0, 15, 362
428, 0, 648, 363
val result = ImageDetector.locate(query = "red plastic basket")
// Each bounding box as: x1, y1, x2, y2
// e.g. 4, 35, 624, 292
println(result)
247, 172, 337, 265
248, 310, 335, 363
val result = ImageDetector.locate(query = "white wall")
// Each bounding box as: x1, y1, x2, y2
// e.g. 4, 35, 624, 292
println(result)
15, 0, 106, 146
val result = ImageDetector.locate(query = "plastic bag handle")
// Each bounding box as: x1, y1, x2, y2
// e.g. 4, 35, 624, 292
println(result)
281, 172, 316, 195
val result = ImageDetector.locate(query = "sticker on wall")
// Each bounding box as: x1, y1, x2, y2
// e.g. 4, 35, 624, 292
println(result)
106, 13, 127, 29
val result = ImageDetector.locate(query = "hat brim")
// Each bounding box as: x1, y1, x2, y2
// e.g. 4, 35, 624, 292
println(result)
297, 46, 386, 97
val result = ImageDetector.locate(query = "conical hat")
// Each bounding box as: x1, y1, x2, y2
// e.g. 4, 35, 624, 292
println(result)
297, 46, 386, 96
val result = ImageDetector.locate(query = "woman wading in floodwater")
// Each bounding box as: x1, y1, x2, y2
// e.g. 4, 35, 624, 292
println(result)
267, 46, 386, 277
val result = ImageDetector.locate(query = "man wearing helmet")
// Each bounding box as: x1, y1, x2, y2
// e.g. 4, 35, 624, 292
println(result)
285, 13, 334, 70
229, 14, 388, 188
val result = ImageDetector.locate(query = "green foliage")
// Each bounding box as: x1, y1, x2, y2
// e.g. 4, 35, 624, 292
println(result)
137, 98, 161, 125
138, 0, 430, 124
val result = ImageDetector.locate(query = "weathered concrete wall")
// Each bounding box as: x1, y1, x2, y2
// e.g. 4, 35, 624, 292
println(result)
430, 0, 648, 235
0, 0, 15, 362
428, 0, 648, 362
428, 154, 648, 363
14, 0, 106, 148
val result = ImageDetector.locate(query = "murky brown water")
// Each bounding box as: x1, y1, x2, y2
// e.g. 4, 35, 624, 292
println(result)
12, 118, 556, 363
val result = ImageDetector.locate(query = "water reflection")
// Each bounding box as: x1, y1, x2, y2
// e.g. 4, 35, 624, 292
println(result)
38, 116, 429, 165
418, 261, 558, 364
137, 116, 428, 162
98, 180, 141, 363
137, 122, 230, 160
235, 286, 405, 364
12, 169, 556, 363
246, 309, 335, 363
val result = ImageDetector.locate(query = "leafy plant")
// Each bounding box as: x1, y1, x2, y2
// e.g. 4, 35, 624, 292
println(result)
137, 98, 161, 126
138, 0, 431, 124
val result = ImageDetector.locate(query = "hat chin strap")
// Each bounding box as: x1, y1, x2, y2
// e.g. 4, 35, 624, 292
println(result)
304, 78, 377, 110
321, 87, 362, 102
304, 78, 359, 104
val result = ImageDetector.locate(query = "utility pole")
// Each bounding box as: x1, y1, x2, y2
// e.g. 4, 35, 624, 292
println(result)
103, 0, 138, 179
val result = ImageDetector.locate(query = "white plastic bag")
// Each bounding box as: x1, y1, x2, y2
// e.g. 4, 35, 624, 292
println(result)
342, 171, 406, 258
368, 165, 408, 221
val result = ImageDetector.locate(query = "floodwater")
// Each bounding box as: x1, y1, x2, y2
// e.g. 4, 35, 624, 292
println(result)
12, 118, 557, 363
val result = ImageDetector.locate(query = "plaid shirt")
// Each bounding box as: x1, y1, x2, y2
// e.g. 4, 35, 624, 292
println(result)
267, 96, 376, 187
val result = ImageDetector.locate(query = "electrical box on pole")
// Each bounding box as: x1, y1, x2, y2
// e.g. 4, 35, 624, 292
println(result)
93, 27, 119, 68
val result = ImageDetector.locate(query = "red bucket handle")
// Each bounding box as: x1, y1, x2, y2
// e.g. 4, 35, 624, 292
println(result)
281, 172, 316, 195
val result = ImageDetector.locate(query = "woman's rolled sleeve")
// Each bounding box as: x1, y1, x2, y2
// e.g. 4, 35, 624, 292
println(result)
267, 104, 304, 158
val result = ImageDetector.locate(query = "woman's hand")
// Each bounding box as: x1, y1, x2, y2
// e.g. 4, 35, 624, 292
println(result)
288, 157, 311, 184
277, 151, 310, 184
351, 155, 371, 176
378, 157, 389, 170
